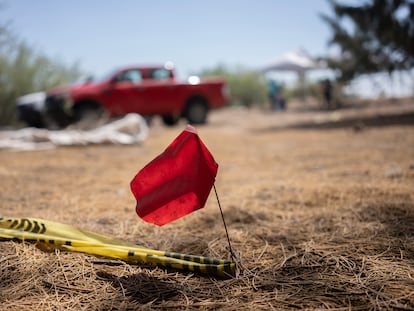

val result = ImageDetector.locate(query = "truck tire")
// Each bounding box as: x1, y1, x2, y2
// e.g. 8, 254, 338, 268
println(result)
185, 99, 208, 124
73, 102, 106, 129
161, 113, 180, 126
44, 96, 72, 129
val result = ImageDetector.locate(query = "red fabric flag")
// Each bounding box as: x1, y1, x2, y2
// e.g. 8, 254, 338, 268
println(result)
130, 125, 218, 226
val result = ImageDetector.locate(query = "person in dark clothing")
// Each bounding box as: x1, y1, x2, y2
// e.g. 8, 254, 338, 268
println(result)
323, 79, 333, 109
268, 79, 286, 111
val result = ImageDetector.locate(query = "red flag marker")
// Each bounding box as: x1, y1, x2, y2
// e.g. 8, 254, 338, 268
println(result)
130, 125, 218, 226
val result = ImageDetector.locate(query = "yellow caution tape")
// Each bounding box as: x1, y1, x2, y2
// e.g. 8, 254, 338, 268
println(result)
0, 217, 236, 278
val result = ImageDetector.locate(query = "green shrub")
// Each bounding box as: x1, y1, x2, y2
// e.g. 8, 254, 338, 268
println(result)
0, 25, 82, 126
199, 65, 267, 108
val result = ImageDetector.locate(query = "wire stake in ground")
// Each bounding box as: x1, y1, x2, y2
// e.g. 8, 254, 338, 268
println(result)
213, 184, 237, 263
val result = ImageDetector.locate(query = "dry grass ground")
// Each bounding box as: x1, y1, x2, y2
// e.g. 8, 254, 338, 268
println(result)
1, 98, 414, 310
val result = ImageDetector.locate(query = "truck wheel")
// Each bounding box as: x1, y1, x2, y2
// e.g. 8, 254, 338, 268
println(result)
185, 99, 208, 124
73, 102, 106, 129
45, 100, 72, 129
161, 113, 180, 126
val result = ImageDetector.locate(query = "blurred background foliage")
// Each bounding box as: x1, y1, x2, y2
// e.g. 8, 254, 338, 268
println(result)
198, 65, 268, 108
0, 23, 82, 126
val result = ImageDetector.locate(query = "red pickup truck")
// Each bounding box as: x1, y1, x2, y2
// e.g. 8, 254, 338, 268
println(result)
44, 63, 229, 128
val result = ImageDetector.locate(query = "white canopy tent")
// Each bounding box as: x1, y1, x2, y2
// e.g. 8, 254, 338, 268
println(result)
262, 48, 321, 72
261, 48, 327, 100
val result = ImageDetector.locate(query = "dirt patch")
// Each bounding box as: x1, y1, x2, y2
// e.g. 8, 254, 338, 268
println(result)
1, 99, 414, 310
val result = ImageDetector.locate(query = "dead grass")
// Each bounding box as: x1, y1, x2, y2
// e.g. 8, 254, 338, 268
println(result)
1, 99, 414, 310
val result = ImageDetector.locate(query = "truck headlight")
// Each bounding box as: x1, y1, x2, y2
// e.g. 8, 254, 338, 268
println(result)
188, 76, 200, 85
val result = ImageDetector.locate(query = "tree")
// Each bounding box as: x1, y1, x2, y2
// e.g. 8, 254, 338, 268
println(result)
0, 22, 82, 126
321, 0, 414, 82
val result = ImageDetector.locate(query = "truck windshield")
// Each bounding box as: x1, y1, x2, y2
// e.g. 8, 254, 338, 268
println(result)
149, 68, 171, 80
94, 68, 119, 83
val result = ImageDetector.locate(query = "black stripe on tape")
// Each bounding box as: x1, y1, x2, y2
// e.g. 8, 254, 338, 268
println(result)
32, 221, 41, 233
16, 219, 27, 230
10, 220, 19, 229
25, 220, 33, 232
40, 223, 46, 234
192, 264, 201, 274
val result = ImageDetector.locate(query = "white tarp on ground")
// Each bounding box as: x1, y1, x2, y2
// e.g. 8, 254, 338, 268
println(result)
0, 113, 149, 151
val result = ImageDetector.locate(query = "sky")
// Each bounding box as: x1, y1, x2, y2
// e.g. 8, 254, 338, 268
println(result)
1, 0, 333, 76
1, 0, 412, 97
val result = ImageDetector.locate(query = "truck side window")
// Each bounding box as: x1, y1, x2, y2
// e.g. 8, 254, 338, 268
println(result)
149, 69, 170, 80
117, 70, 142, 84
